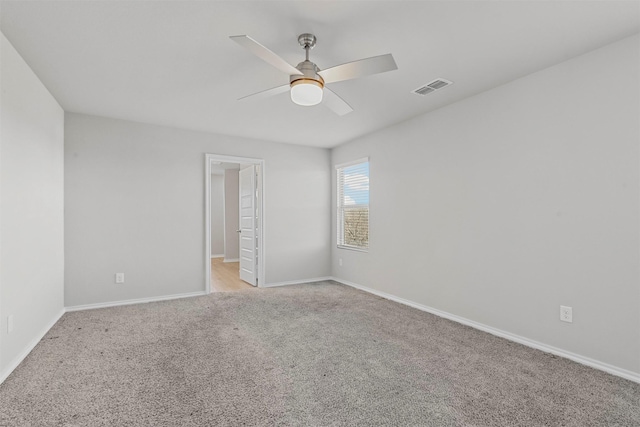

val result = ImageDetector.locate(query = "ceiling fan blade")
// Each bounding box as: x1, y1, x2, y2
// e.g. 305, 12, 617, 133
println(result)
239, 84, 290, 101
323, 87, 353, 116
318, 54, 397, 84
230, 35, 302, 76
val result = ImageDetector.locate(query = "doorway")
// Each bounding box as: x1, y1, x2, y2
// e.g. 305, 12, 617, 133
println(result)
205, 154, 264, 293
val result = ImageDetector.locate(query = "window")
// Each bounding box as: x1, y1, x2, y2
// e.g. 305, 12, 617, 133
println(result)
337, 158, 369, 250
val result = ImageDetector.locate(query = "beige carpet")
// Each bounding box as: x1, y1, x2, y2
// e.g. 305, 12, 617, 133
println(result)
1, 281, 638, 426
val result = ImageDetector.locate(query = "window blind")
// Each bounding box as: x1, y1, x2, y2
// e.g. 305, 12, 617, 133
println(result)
337, 160, 369, 250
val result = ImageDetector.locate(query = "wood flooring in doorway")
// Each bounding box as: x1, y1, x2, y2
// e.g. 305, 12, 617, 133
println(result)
211, 257, 254, 292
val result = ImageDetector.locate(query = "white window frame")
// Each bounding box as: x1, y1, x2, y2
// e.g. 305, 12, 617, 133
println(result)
336, 157, 369, 252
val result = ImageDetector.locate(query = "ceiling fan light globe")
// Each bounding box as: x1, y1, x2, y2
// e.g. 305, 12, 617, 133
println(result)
290, 79, 323, 106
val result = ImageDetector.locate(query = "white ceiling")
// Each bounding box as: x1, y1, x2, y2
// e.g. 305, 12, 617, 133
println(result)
1, 1, 638, 148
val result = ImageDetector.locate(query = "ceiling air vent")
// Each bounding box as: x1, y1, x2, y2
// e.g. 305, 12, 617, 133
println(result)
412, 78, 453, 96
413, 86, 435, 96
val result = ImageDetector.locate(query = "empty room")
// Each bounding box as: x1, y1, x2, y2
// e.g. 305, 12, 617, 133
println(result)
1, 1, 639, 425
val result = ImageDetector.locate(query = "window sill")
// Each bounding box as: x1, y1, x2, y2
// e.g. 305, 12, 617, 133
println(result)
337, 245, 369, 253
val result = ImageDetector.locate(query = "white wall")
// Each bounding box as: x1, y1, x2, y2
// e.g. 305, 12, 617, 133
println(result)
64, 113, 331, 306
223, 169, 239, 261
332, 34, 640, 376
0, 33, 64, 381
210, 174, 224, 256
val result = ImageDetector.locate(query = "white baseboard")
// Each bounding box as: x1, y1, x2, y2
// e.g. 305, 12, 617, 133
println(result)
65, 291, 207, 312
223, 258, 239, 263
331, 277, 640, 384
0, 308, 65, 385
262, 276, 332, 288
210, 254, 224, 258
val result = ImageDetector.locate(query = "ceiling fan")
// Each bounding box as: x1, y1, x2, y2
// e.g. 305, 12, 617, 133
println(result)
229, 33, 398, 116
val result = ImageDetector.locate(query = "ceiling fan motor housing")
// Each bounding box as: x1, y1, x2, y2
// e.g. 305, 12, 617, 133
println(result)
290, 60, 324, 88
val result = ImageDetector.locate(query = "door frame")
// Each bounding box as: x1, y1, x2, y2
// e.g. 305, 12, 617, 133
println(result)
205, 153, 265, 293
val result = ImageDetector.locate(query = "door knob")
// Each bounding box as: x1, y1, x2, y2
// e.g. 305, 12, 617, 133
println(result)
236, 229, 241, 233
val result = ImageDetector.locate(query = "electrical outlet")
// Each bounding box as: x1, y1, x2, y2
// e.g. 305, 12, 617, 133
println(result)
339, 258, 343, 266
115, 273, 125, 284
560, 306, 572, 323
7, 315, 14, 333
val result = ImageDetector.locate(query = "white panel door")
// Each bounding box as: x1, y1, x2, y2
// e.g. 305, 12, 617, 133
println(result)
239, 166, 257, 286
